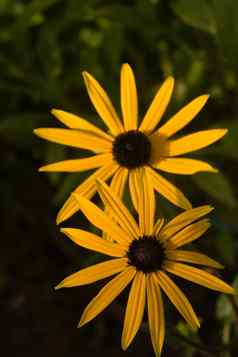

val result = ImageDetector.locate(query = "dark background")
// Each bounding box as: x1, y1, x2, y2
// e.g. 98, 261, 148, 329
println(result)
1, 0, 238, 356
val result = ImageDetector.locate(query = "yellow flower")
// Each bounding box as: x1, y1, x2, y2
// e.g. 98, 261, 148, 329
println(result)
34, 64, 227, 224
55, 177, 234, 356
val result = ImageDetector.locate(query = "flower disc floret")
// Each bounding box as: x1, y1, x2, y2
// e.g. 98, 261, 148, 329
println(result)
113, 130, 151, 168
127, 236, 166, 273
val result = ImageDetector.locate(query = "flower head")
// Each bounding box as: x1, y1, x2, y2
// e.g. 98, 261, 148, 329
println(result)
34, 64, 227, 224
55, 178, 234, 356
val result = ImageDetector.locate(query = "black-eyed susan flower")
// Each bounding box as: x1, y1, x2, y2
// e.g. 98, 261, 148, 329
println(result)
34, 64, 227, 224
55, 177, 234, 356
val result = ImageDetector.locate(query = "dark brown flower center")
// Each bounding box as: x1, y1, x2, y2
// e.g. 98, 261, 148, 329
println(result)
127, 235, 166, 273
112, 130, 151, 168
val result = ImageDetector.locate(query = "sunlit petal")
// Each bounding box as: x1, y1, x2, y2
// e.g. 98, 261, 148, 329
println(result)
156, 271, 200, 330
56, 162, 118, 224
55, 258, 128, 289
158, 95, 209, 138
168, 129, 228, 156
147, 166, 192, 210
121, 272, 146, 350
138, 168, 155, 235
139, 77, 174, 134
160, 205, 213, 239
39, 153, 113, 172
165, 262, 234, 294
73, 194, 131, 246
96, 179, 139, 240
61, 227, 127, 257
34, 128, 112, 153
51, 109, 113, 141
147, 273, 165, 357
83, 71, 123, 135
153, 158, 217, 175
79, 266, 136, 327
169, 219, 210, 248
121, 63, 138, 130
166, 250, 224, 269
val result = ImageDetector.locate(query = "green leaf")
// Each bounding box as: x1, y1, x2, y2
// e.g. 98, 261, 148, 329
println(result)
216, 275, 238, 321
212, 0, 238, 65
193, 172, 237, 208
171, 0, 216, 34
216, 228, 236, 267
216, 121, 238, 161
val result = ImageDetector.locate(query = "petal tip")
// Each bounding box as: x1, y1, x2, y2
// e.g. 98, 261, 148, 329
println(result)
54, 283, 62, 290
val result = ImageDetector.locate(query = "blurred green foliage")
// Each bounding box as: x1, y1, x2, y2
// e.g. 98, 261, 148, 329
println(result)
1, 0, 238, 356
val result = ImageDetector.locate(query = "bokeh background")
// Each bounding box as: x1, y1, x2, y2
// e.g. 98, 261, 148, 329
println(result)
1, 0, 238, 356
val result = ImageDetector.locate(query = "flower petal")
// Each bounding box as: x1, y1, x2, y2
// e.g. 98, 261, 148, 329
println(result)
110, 166, 128, 198
138, 168, 155, 235
79, 266, 136, 327
153, 218, 165, 236
139, 77, 174, 134
56, 162, 118, 224
83, 71, 123, 136
96, 179, 139, 240
55, 258, 128, 289
146, 166, 192, 210
121, 272, 146, 350
160, 205, 213, 239
103, 167, 128, 241
165, 262, 234, 294
60, 227, 127, 257
51, 109, 113, 141
158, 95, 209, 138
39, 153, 113, 172
153, 158, 217, 175
73, 194, 131, 246
147, 273, 165, 357
166, 250, 223, 269
34, 128, 112, 153
168, 129, 228, 156
156, 271, 200, 330
121, 63, 138, 130
169, 219, 211, 248
128, 168, 141, 211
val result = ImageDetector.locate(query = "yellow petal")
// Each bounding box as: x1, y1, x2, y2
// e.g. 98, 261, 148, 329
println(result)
166, 250, 224, 269
96, 179, 139, 240
51, 109, 113, 141
120, 63, 138, 130
153, 158, 217, 175
34, 128, 112, 153
160, 205, 213, 239
121, 272, 146, 350
156, 271, 200, 330
158, 95, 209, 138
128, 168, 141, 211
138, 168, 155, 235
110, 166, 128, 198
139, 77, 174, 134
147, 274, 165, 357
165, 262, 235, 294
73, 194, 131, 247
147, 166, 192, 210
169, 219, 211, 248
168, 129, 228, 156
39, 153, 112, 172
79, 266, 136, 327
153, 218, 165, 236
56, 162, 118, 224
83, 71, 123, 136
60, 227, 127, 257
55, 258, 128, 289
103, 167, 128, 241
